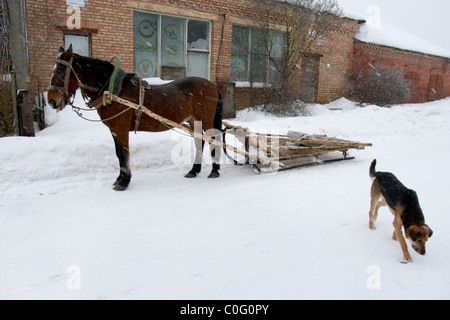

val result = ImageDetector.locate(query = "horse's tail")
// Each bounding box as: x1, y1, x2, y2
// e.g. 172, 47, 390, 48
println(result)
214, 88, 223, 131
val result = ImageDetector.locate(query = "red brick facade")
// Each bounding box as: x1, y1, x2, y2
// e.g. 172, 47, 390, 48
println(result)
353, 40, 450, 103
27, 0, 272, 88
25, 0, 449, 111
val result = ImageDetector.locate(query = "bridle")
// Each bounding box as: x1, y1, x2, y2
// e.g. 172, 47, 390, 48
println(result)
48, 55, 123, 109
48, 54, 137, 123
48, 57, 87, 104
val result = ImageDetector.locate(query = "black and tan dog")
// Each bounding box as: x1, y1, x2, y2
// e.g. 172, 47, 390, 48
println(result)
369, 159, 433, 262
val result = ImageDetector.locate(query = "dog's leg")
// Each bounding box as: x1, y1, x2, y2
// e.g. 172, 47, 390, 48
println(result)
392, 205, 412, 262
369, 180, 384, 230
392, 230, 397, 241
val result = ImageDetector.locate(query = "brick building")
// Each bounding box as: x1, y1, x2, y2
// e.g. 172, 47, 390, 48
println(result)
352, 21, 450, 103
22, 0, 450, 115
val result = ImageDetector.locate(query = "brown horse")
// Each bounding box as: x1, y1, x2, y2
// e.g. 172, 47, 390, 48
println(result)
48, 45, 222, 191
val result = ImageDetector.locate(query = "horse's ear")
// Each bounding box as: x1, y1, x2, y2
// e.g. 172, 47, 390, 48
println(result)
67, 44, 73, 55
59, 46, 65, 53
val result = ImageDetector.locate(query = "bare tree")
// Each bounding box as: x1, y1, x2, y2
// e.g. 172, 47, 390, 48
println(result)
0, 0, 14, 136
252, 0, 342, 109
350, 65, 411, 107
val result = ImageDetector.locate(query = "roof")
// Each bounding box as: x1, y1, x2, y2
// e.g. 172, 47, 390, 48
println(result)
343, 10, 450, 59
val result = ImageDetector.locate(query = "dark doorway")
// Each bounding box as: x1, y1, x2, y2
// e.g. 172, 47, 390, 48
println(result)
300, 56, 320, 103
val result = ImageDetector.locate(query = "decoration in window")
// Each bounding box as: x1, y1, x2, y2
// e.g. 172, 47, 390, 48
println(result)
137, 59, 155, 77
164, 23, 180, 39
138, 19, 156, 38
133, 12, 210, 79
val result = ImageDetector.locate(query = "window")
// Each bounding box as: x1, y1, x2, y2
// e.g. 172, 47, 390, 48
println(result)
231, 26, 249, 82
65, 34, 90, 56
187, 20, 210, 79
231, 25, 285, 84
134, 11, 158, 77
133, 11, 210, 80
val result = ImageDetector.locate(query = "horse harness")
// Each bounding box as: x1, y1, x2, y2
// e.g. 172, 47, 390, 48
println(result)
49, 55, 147, 130
48, 57, 81, 100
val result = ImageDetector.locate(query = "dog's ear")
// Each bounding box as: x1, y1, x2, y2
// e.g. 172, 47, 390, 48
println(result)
424, 224, 433, 238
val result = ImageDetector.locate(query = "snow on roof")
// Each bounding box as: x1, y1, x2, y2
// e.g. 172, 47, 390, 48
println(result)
341, 9, 365, 22
344, 9, 450, 59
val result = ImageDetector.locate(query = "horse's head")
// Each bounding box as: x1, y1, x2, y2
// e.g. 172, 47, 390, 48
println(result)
48, 45, 80, 112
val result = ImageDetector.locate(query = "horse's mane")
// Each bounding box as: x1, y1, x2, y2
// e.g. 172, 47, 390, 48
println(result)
73, 54, 114, 76
72, 53, 115, 88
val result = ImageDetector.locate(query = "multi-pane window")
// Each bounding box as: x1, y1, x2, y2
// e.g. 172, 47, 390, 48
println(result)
133, 11, 210, 80
231, 25, 285, 84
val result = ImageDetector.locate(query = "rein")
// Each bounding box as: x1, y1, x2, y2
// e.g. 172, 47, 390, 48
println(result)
72, 104, 134, 123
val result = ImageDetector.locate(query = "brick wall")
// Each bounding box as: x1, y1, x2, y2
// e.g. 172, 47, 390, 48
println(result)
315, 18, 359, 104
353, 40, 450, 103
27, 0, 360, 108
26, 0, 135, 90
25, 0, 448, 111
26, 0, 274, 87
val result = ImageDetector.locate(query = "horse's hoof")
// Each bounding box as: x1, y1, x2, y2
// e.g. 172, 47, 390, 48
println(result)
113, 179, 129, 191
184, 170, 199, 178
208, 170, 220, 179
113, 184, 128, 191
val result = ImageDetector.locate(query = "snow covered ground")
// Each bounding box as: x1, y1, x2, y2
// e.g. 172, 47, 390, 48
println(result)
1, 95, 450, 300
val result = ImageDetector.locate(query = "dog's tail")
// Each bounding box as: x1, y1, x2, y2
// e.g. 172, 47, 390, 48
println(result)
370, 159, 377, 178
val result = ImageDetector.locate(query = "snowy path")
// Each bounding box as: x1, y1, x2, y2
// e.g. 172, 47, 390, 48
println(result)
1, 98, 450, 299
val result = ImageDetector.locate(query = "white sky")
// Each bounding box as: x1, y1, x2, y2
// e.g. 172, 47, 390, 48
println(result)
336, 0, 450, 51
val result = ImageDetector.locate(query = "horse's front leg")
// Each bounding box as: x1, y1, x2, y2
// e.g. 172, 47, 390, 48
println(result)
111, 130, 132, 191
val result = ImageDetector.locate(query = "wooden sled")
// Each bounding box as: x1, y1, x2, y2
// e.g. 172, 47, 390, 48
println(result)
222, 122, 372, 173
102, 91, 372, 174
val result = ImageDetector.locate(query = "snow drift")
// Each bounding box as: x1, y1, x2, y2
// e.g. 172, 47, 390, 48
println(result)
1, 96, 450, 299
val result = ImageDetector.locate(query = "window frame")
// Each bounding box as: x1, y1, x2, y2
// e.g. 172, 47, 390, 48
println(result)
231, 25, 285, 85
133, 11, 211, 80
64, 33, 91, 57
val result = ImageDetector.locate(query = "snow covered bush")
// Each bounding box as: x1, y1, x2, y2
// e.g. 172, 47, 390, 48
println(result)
350, 65, 411, 107
256, 100, 312, 117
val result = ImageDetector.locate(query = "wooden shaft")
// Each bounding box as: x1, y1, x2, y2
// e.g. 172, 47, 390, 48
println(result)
103, 92, 283, 168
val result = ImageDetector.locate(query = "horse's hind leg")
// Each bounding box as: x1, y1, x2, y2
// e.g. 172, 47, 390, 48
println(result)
111, 131, 132, 191
208, 146, 220, 178
207, 134, 221, 179
185, 134, 204, 178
